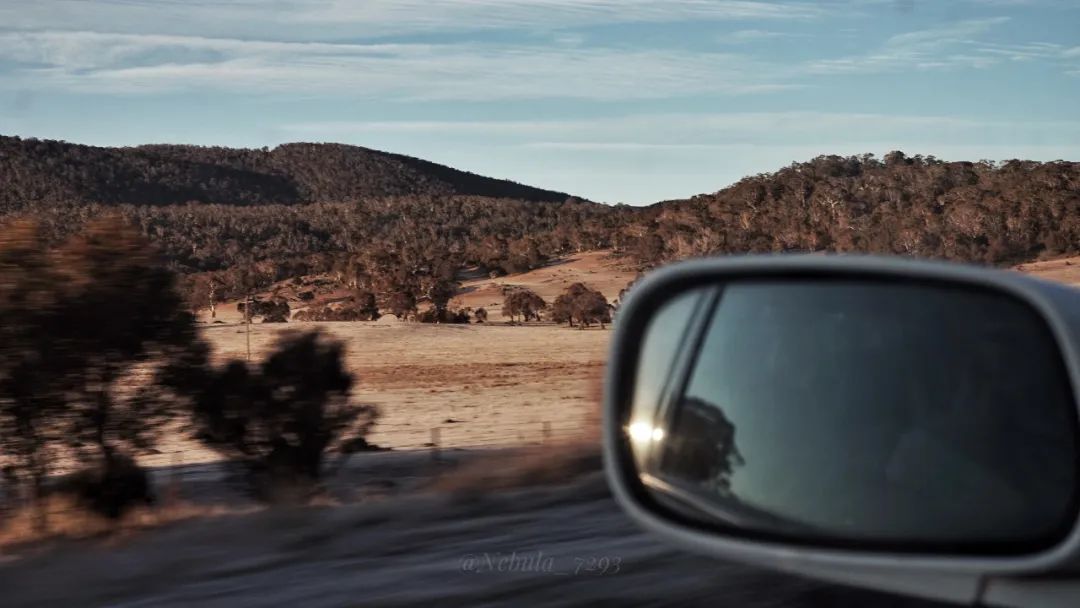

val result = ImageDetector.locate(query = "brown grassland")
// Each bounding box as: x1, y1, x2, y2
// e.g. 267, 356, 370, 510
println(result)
148, 251, 635, 468
140, 250, 1078, 470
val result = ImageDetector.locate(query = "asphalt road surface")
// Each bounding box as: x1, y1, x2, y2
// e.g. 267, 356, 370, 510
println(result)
0, 466, 956, 608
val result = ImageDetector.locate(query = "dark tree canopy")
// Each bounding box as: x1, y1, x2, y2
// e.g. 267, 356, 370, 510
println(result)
551, 283, 609, 329
0, 216, 201, 520
0, 136, 572, 209
501, 287, 547, 323
630, 153, 1080, 266
188, 330, 378, 502
474, 307, 489, 323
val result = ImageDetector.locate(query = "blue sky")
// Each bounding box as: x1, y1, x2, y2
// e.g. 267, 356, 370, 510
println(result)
1, 1, 1078, 204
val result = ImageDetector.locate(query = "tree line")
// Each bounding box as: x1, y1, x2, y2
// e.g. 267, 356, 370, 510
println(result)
3, 139, 1079, 322
631, 152, 1080, 266
501, 283, 612, 327
0, 136, 573, 209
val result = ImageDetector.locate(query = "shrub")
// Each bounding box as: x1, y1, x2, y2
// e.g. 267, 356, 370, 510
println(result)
417, 307, 470, 324
188, 330, 378, 502
386, 290, 417, 320
292, 294, 377, 322
52, 453, 155, 520
239, 297, 290, 322
0, 217, 199, 527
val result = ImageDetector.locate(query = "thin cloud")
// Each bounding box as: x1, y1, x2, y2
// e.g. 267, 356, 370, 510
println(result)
292, 0, 827, 31
806, 17, 1012, 74
716, 29, 797, 44
282, 112, 1080, 147
0, 0, 825, 41
0, 31, 794, 100
966, 41, 1080, 76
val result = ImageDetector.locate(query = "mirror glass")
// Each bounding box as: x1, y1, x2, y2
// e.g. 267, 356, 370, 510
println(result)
628, 279, 1079, 550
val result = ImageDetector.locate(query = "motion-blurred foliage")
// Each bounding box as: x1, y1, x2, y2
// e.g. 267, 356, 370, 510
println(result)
0, 218, 377, 524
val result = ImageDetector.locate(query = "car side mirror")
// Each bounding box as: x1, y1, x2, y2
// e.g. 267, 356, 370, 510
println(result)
603, 255, 1080, 608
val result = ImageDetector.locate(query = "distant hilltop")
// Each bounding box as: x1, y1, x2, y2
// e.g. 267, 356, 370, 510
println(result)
0, 135, 577, 208
2, 137, 1078, 303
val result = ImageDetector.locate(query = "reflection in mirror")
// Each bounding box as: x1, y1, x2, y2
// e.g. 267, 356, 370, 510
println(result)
659, 396, 742, 493
629, 278, 1079, 551
627, 287, 711, 470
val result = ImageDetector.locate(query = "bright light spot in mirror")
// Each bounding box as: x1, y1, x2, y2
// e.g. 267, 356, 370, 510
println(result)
628, 421, 664, 442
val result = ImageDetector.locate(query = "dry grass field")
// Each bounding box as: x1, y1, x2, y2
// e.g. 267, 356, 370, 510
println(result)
145, 251, 1078, 469
153, 251, 634, 467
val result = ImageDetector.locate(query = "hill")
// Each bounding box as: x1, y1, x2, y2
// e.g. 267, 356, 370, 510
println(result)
2, 139, 1079, 308
455, 251, 638, 322
631, 152, 1080, 266
0, 136, 574, 210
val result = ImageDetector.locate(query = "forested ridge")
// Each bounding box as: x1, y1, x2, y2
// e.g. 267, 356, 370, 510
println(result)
2, 137, 1078, 306
639, 151, 1080, 266
0, 135, 574, 209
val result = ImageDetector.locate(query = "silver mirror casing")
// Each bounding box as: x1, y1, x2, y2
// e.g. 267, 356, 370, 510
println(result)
603, 255, 1080, 607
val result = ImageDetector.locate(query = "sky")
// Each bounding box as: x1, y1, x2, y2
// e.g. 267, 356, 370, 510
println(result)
1, 1, 1079, 204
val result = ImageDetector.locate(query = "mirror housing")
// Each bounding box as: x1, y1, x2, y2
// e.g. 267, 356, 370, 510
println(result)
603, 255, 1080, 607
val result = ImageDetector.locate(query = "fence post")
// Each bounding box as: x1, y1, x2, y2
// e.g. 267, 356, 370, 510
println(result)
166, 450, 182, 504
245, 293, 252, 362
431, 427, 441, 462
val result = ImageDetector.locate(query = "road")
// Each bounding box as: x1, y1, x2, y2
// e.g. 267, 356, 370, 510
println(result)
0, 460, 954, 608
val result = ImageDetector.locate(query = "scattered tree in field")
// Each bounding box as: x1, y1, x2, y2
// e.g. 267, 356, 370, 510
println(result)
614, 274, 643, 312
417, 306, 470, 323
184, 275, 222, 318
474, 307, 488, 323
292, 299, 375, 322
239, 297, 291, 322
289, 289, 380, 322
188, 330, 378, 502
387, 290, 417, 320
551, 283, 589, 327
501, 287, 547, 323
552, 283, 610, 329
208, 279, 218, 319
353, 290, 380, 320
425, 278, 458, 319
574, 290, 611, 329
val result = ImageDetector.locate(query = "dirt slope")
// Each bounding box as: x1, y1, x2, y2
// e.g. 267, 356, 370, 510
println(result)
1014, 256, 1080, 286
455, 251, 638, 321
